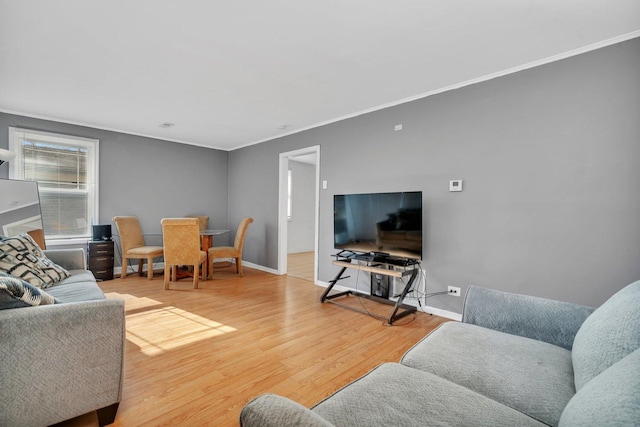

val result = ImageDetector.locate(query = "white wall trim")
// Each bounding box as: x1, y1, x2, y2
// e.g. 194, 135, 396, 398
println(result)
114, 262, 165, 276
0, 108, 226, 151
5, 32, 637, 154
114, 260, 463, 321
241, 260, 280, 275
115, 259, 279, 277
314, 280, 462, 321
277, 146, 320, 280
421, 306, 462, 322
235, 31, 640, 151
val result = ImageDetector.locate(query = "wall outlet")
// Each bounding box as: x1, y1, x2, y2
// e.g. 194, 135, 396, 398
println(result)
448, 286, 461, 297
449, 180, 463, 192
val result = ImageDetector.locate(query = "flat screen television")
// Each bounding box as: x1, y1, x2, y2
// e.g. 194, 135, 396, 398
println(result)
334, 191, 422, 260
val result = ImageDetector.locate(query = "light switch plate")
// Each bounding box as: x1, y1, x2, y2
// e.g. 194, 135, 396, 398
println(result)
449, 180, 463, 192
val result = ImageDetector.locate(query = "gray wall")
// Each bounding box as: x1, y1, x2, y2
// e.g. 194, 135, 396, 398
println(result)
228, 37, 640, 313
287, 160, 316, 254
2, 39, 638, 314
0, 113, 229, 265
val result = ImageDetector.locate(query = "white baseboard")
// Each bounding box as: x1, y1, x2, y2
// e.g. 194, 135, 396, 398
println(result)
115, 259, 276, 276
241, 260, 279, 275
422, 306, 462, 322
315, 279, 353, 294
114, 262, 463, 321
314, 280, 462, 321
114, 262, 165, 276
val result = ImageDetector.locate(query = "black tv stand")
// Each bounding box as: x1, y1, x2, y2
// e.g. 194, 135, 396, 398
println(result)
321, 254, 419, 325
370, 251, 389, 257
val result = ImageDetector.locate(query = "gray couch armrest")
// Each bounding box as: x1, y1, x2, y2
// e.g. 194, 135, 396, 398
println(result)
462, 285, 595, 350
240, 394, 335, 427
0, 299, 125, 426
44, 248, 87, 270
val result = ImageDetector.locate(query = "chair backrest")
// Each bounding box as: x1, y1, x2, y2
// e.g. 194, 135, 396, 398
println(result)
26, 229, 46, 250
186, 215, 209, 231
112, 216, 145, 253
233, 217, 254, 251
161, 218, 201, 265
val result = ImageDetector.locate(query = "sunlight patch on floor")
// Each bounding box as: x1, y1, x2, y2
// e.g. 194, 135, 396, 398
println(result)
106, 292, 237, 356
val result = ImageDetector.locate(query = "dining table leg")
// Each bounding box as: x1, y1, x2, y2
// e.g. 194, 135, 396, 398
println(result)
201, 234, 213, 279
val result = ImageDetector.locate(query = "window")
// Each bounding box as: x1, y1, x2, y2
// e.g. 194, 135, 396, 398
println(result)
9, 127, 99, 241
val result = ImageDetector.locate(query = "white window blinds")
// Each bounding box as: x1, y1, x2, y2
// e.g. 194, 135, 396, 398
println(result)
8, 127, 99, 240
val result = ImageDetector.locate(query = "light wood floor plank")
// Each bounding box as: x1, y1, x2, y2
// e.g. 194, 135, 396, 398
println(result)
54, 266, 451, 427
287, 251, 315, 281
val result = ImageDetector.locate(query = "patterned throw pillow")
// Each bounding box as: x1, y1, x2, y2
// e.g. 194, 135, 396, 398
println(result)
0, 234, 70, 289
0, 272, 58, 309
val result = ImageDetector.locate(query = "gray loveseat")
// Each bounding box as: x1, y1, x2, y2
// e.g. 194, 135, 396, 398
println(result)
240, 280, 640, 426
0, 248, 125, 427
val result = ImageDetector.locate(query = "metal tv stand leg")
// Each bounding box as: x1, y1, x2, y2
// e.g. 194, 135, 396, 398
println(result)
386, 267, 418, 324
321, 259, 417, 325
320, 266, 351, 302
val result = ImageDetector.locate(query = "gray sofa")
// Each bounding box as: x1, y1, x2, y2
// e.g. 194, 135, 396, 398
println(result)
0, 248, 125, 427
240, 280, 640, 426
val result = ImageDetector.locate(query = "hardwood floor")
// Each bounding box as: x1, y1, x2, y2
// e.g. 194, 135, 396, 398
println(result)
57, 266, 451, 426
287, 251, 314, 281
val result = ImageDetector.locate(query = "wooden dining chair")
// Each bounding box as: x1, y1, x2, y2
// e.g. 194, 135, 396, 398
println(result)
161, 218, 207, 290
208, 217, 253, 278
186, 215, 209, 231
112, 216, 163, 280
186, 215, 209, 250
26, 229, 46, 250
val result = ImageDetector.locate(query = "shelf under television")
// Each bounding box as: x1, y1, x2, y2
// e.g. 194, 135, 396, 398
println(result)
331, 260, 413, 277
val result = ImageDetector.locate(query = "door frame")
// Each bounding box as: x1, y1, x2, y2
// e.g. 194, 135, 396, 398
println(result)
277, 145, 320, 282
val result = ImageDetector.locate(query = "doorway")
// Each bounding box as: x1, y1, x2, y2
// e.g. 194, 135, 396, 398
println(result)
278, 146, 320, 282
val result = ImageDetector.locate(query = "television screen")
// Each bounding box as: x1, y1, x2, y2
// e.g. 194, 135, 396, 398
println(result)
334, 191, 422, 260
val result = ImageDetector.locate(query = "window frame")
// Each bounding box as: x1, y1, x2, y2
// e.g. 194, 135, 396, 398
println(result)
8, 127, 100, 243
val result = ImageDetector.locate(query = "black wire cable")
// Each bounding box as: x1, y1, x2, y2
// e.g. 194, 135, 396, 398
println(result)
391, 263, 448, 314
352, 261, 422, 325
353, 267, 378, 320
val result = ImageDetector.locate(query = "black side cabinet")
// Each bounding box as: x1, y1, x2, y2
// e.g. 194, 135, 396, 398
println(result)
87, 240, 114, 281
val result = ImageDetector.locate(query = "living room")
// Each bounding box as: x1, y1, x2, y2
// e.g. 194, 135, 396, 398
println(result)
1, 2, 639, 426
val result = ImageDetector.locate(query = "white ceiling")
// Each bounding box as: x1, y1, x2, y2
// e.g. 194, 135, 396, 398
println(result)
1, 1, 639, 152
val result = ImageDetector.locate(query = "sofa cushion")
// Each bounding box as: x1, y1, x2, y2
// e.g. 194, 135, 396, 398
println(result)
571, 280, 640, 391
312, 363, 545, 427
0, 234, 70, 288
0, 272, 58, 309
559, 348, 640, 426
241, 394, 335, 427
46, 276, 106, 303
401, 322, 573, 426
58, 270, 99, 285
